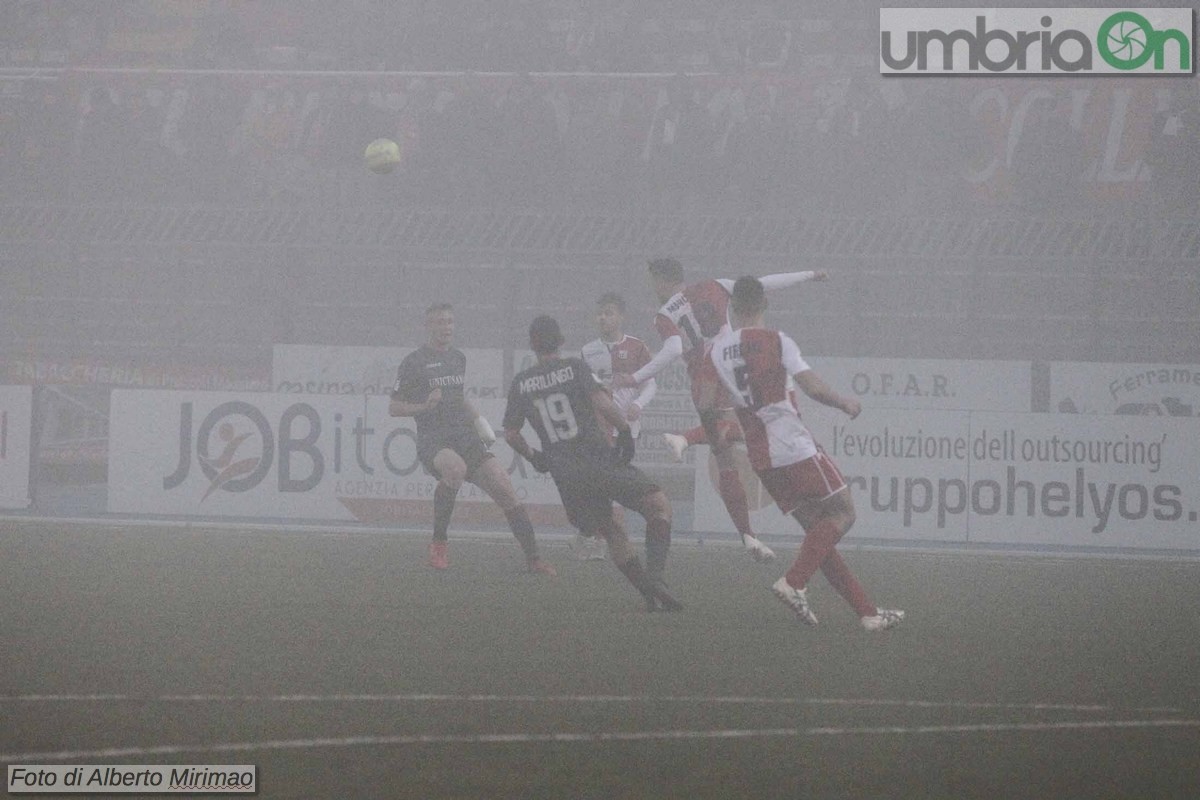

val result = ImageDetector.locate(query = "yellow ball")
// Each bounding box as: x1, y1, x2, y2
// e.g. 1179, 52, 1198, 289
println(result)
364, 138, 402, 174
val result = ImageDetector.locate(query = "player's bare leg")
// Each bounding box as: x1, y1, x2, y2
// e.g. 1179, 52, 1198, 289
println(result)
469, 457, 556, 576
427, 448, 467, 569
700, 409, 775, 563
776, 489, 902, 630
662, 421, 743, 462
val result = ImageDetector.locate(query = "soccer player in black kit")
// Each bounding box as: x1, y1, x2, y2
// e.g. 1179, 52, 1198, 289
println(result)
503, 316, 681, 611
390, 303, 555, 575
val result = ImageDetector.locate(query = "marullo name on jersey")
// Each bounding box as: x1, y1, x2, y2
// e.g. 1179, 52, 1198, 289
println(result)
519, 365, 576, 394
665, 295, 688, 314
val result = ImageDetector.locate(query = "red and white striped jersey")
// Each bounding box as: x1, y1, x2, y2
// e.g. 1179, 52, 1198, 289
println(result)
580, 334, 654, 436
709, 326, 816, 471
654, 278, 735, 370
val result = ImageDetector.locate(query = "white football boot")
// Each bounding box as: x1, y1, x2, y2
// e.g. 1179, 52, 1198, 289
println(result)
860, 609, 905, 631
771, 576, 818, 626
744, 535, 776, 563
662, 433, 688, 463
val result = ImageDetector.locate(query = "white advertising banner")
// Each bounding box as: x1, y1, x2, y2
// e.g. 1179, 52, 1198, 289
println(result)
812, 357, 1033, 412
272, 345, 506, 401
0, 386, 33, 509
108, 391, 565, 524
1049, 361, 1200, 418
695, 407, 1200, 551
965, 411, 1199, 550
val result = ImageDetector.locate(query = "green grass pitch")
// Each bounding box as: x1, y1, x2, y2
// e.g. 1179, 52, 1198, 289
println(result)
2, 521, 1198, 798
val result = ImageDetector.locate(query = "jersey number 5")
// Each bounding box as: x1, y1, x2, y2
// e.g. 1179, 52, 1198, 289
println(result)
533, 393, 579, 443
733, 365, 761, 410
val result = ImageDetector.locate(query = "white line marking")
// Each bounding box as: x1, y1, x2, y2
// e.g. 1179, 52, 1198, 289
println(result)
4, 719, 1198, 762
6, 516, 1200, 561
1, 693, 1166, 713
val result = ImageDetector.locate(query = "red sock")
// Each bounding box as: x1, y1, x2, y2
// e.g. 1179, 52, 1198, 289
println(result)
683, 425, 707, 446
717, 469, 754, 540
820, 550, 876, 617
786, 518, 844, 590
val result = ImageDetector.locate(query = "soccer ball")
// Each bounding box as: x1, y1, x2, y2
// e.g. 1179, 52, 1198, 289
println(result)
364, 138, 402, 174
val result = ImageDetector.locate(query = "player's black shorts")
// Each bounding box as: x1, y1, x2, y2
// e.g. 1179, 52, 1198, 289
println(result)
550, 454, 660, 532
418, 427, 493, 481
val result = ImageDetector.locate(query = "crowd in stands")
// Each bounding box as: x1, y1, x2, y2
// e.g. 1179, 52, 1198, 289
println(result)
2, 1, 1198, 216
5, 70, 1200, 216
2, 0, 866, 73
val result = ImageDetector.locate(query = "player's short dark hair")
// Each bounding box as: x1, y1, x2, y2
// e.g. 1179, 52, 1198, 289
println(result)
731, 276, 766, 317
426, 302, 453, 316
596, 292, 625, 312
529, 315, 564, 354
647, 257, 683, 284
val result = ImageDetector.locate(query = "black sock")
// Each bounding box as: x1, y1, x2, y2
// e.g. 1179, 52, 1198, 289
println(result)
504, 506, 538, 560
433, 482, 457, 542
617, 556, 655, 601
619, 556, 683, 612
644, 517, 671, 582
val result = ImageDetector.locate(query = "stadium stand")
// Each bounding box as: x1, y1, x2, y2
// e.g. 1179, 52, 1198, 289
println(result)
3, 0, 1198, 486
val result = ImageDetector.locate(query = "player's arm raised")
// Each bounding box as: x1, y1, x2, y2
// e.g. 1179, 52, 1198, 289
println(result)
627, 376, 656, 421
716, 271, 827, 294
614, 324, 683, 388
760, 269, 828, 287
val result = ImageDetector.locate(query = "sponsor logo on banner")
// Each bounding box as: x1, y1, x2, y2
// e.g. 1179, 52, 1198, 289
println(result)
272, 345, 505, 399
810, 358, 1033, 411
3, 357, 269, 389
109, 391, 564, 524
694, 406, 1200, 551
881, 8, 1193, 75
0, 386, 33, 509
1051, 361, 1200, 417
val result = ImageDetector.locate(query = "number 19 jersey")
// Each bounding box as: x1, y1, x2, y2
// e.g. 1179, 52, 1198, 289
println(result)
503, 356, 610, 461
709, 326, 817, 472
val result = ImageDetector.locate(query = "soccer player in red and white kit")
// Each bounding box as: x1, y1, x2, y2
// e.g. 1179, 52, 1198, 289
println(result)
581, 292, 657, 440
577, 292, 657, 560
615, 257, 826, 563
708, 276, 903, 631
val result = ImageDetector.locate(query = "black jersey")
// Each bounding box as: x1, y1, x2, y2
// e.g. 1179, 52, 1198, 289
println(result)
392, 345, 473, 441
503, 356, 610, 461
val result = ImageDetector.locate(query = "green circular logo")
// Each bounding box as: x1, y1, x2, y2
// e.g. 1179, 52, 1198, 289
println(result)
1098, 11, 1155, 70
